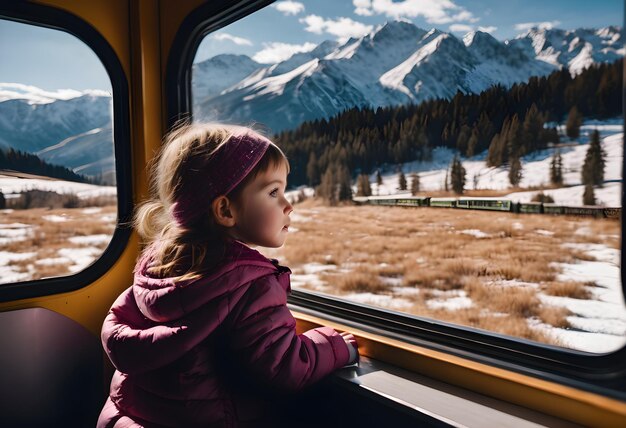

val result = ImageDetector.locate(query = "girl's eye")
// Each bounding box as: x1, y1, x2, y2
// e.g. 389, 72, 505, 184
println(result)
269, 188, 279, 197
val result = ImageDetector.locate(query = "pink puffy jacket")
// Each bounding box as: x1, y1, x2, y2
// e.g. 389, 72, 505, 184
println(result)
97, 241, 352, 428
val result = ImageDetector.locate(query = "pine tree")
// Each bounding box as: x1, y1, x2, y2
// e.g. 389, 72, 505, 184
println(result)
356, 174, 372, 197
466, 127, 479, 157
582, 130, 606, 187
450, 156, 466, 194
306, 152, 320, 186
410, 173, 420, 195
550, 150, 563, 186
317, 166, 337, 206
508, 155, 523, 187
376, 170, 383, 187
398, 170, 407, 191
566, 106, 583, 140
521, 103, 545, 153
337, 164, 353, 201
583, 184, 596, 205
0, 190, 5, 210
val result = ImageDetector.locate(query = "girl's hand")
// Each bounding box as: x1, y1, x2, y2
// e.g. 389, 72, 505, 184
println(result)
340, 331, 359, 364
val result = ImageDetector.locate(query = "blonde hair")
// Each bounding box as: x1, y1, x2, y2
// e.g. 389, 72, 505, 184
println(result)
134, 122, 288, 281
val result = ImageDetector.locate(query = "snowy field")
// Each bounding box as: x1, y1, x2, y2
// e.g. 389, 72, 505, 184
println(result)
276, 205, 626, 353
0, 174, 116, 199
368, 119, 623, 207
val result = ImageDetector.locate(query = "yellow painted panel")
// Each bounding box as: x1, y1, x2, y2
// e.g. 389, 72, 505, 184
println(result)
32, 0, 131, 81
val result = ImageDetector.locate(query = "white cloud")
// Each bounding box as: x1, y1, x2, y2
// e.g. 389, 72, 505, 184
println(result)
212, 33, 253, 46
353, 0, 374, 16
0, 83, 109, 104
272, 1, 305, 16
252, 42, 317, 64
449, 24, 473, 33
300, 15, 374, 42
514, 20, 561, 31
354, 0, 478, 25
477, 26, 497, 34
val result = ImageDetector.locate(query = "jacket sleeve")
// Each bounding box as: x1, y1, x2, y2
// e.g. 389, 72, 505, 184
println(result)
225, 274, 351, 392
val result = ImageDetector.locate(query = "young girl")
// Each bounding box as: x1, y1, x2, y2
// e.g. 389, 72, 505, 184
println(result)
97, 123, 358, 428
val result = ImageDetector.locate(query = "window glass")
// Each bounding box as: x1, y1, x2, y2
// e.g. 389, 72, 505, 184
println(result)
0, 19, 116, 284
191, 1, 625, 352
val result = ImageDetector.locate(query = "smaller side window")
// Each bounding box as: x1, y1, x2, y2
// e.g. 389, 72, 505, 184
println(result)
0, 18, 117, 285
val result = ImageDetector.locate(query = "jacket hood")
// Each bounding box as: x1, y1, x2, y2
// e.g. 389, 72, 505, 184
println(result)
132, 240, 287, 323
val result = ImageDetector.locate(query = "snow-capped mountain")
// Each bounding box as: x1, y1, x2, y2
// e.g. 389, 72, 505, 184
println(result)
0, 93, 111, 153
0, 86, 113, 180
192, 54, 261, 105
193, 21, 622, 132
508, 26, 624, 75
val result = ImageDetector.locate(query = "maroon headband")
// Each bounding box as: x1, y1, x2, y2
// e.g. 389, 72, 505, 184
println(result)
171, 132, 270, 227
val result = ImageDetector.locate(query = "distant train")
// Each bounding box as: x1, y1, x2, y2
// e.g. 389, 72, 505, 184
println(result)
353, 195, 622, 219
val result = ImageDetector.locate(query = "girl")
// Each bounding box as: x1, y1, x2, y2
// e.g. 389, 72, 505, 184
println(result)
97, 123, 358, 428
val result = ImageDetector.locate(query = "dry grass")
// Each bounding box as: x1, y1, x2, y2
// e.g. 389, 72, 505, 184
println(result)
0, 205, 117, 282
542, 281, 593, 299
263, 198, 621, 347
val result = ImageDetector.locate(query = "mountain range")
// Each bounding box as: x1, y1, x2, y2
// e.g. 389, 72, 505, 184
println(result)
192, 21, 623, 131
0, 22, 622, 182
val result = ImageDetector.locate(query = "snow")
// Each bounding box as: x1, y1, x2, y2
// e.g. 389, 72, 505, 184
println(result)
460, 229, 490, 238
36, 257, 71, 266
426, 290, 473, 310
57, 247, 102, 272
536, 242, 626, 352
68, 234, 111, 246
0, 222, 31, 244
368, 119, 622, 208
380, 34, 447, 98
42, 215, 69, 222
0, 174, 116, 199
243, 59, 319, 100
0, 251, 37, 284
82, 208, 102, 214
342, 292, 413, 310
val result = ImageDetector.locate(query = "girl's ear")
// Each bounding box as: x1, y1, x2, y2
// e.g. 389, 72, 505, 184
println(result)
212, 196, 236, 227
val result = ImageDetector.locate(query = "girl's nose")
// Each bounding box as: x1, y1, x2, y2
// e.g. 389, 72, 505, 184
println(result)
284, 199, 293, 215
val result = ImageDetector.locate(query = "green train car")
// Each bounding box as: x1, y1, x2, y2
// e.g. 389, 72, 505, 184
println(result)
517, 202, 544, 214
396, 197, 431, 207
429, 197, 457, 208
457, 197, 512, 211
543, 203, 566, 215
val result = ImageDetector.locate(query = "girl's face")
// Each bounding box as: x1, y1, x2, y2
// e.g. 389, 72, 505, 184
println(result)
230, 163, 293, 248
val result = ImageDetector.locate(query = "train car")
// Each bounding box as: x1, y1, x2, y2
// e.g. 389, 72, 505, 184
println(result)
517, 201, 544, 214
395, 196, 431, 207
429, 197, 457, 208
604, 207, 622, 219
543, 203, 566, 215
367, 195, 399, 205
0, 1, 625, 428
562, 205, 607, 218
456, 197, 512, 211
352, 196, 370, 205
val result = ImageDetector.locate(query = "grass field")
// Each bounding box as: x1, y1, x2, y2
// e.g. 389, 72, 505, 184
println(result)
261, 198, 622, 348
0, 206, 116, 283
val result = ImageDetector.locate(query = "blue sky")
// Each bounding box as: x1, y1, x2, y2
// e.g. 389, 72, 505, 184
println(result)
0, 0, 622, 91
195, 0, 623, 63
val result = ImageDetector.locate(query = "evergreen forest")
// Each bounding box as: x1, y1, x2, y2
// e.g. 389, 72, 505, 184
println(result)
0, 148, 96, 184
274, 60, 622, 190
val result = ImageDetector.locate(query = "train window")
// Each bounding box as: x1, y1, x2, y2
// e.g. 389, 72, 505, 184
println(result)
189, 1, 624, 353
0, 18, 117, 285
